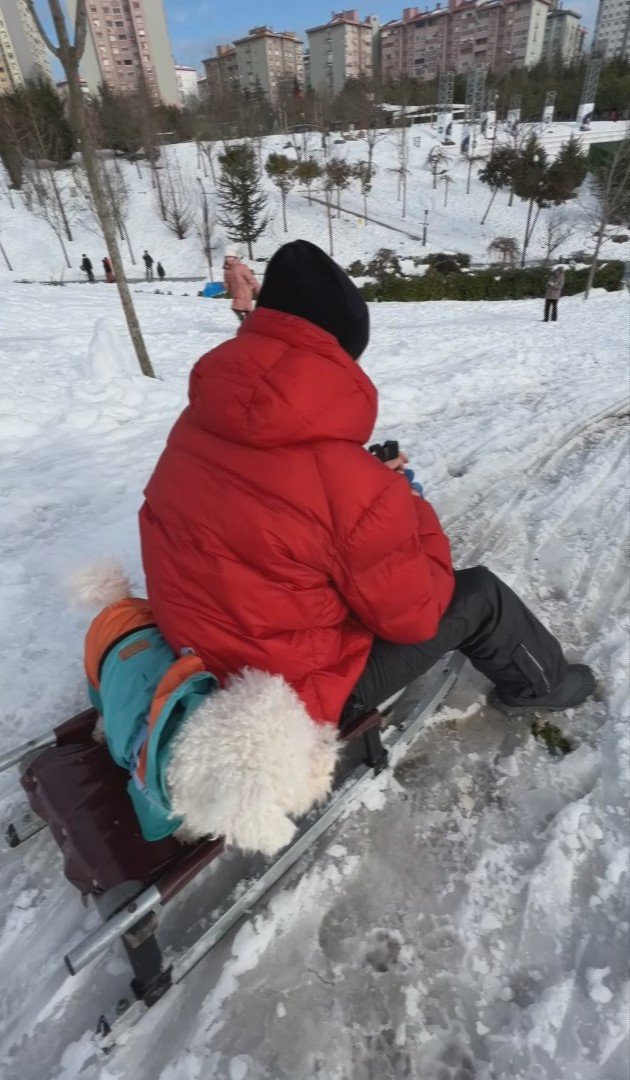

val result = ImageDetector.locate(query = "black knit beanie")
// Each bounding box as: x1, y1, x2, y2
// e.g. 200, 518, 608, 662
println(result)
257, 240, 370, 360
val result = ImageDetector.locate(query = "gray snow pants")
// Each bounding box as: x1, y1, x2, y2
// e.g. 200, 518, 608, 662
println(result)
341, 566, 567, 724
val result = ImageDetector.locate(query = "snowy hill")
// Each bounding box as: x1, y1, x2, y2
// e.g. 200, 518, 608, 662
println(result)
0, 120, 627, 284
0, 272, 628, 1078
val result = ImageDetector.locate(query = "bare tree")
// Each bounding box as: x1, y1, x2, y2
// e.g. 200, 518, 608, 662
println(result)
74, 155, 137, 265
24, 0, 155, 376
196, 178, 217, 278
23, 159, 74, 267
541, 209, 575, 265
160, 156, 195, 239
396, 119, 410, 218
0, 209, 12, 270
322, 170, 336, 256
441, 172, 454, 208
487, 236, 520, 267
584, 138, 630, 299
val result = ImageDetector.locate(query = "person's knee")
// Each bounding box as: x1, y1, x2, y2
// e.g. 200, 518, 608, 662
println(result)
459, 565, 497, 592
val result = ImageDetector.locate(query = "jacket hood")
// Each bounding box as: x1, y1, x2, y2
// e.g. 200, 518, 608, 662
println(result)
187, 307, 377, 449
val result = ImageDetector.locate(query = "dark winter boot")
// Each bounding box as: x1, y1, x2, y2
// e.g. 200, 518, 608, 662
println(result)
490, 663, 596, 715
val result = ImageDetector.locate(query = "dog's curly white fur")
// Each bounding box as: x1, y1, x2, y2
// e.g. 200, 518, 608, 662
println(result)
167, 668, 339, 857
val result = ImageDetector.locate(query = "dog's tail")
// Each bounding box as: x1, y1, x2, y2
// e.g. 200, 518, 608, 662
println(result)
67, 559, 133, 608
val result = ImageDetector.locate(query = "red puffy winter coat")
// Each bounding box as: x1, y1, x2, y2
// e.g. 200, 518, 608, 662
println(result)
139, 307, 454, 725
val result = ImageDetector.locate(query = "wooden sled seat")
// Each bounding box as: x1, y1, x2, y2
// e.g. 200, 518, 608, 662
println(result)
21, 742, 194, 896
21, 704, 385, 899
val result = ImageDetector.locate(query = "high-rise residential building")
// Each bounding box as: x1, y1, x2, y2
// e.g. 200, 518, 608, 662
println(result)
382, 0, 557, 80
175, 64, 199, 105
202, 44, 239, 99
67, 0, 179, 105
0, 0, 51, 95
233, 27, 304, 104
593, 0, 630, 60
542, 5, 585, 64
307, 11, 380, 95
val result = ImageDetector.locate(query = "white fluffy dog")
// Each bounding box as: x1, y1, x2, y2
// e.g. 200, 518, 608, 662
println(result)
70, 562, 339, 858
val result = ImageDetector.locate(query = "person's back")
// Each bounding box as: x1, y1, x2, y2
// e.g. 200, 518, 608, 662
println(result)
545, 266, 565, 300
222, 249, 259, 320
140, 242, 453, 723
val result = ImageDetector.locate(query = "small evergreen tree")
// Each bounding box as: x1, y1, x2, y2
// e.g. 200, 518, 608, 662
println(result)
546, 135, 587, 204
295, 157, 321, 204
325, 157, 352, 217
217, 142, 268, 258
265, 152, 296, 233
511, 134, 550, 266
353, 161, 376, 219
487, 236, 520, 267
426, 146, 448, 190
478, 145, 515, 224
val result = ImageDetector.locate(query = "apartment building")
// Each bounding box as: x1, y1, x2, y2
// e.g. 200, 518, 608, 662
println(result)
381, 6, 449, 82
202, 44, 239, 99
0, 0, 51, 95
307, 11, 380, 96
382, 0, 557, 80
234, 27, 304, 104
500, 0, 550, 70
593, 0, 630, 60
67, 0, 179, 105
175, 64, 199, 104
542, 5, 585, 64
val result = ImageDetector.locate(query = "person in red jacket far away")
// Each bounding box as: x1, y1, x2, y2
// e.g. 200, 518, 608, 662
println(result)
140, 239, 595, 737
222, 246, 260, 323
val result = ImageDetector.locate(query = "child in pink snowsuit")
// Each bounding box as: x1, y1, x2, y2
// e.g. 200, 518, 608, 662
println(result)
222, 248, 260, 323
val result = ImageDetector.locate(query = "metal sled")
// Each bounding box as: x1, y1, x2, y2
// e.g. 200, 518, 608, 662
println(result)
2, 654, 463, 1046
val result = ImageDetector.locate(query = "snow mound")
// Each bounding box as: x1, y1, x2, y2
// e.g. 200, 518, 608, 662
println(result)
86, 317, 141, 385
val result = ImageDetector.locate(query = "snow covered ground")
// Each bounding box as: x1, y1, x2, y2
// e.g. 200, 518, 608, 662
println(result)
0, 276, 628, 1079
0, 120, 627, 285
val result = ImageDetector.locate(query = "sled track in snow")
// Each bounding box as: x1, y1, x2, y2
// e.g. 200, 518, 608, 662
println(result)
444, 397, 630, 565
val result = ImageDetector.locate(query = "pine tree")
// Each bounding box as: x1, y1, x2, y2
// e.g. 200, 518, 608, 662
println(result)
511, 135, 550, 266
265, 153, 296, 233
295, 158, 321, 204
478, 146, 515, 224
217, 143, 268, 258
546, 135, 587, 204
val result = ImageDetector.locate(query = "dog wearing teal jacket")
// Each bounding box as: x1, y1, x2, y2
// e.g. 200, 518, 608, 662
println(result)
73, 562, 339, 856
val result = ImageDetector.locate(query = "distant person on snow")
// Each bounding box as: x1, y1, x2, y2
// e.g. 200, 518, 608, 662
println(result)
139, 240, 595, 849
143, 250, 154, 281
544, 265, 565, 323
102, 256, 115, 283
157, 261, 165, 282
222, 247, 260, 323
80, 254, 94, 283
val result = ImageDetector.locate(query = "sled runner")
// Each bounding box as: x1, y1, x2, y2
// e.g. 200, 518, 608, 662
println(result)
1, 653, 462, 1049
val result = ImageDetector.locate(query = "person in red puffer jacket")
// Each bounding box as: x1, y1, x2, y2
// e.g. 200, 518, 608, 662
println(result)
140, 240, 594, 732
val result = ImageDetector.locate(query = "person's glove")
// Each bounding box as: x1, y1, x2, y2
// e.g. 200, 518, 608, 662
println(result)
403, 467, 424, 497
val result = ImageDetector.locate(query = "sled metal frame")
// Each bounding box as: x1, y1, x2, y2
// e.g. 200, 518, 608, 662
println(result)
2, 654, 463, 1051
96, 654, 463, 1049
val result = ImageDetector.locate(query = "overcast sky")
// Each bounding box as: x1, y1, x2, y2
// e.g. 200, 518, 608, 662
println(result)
34, 0, 599, 74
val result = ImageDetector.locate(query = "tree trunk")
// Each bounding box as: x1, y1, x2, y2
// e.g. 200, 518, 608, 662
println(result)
55, 226, 71, 267
247, 237, 253, 259
50, 166, 73, 241
363, 192, 367, 219
66, 73, 154, 375
585, 222, 605, 300
326, 196, 334, 256
401, 174, 407, 219
281, 191, 287, 233
466, 156, 473, 195
432, 167, 437, 190
481, 188, 496, 225
337, 188, 341, 218
521, 198, 535, 267
0, 238, 13, 270
123, 223, 135, 265
443, 182, 448, 208
508, 188, 515, 207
